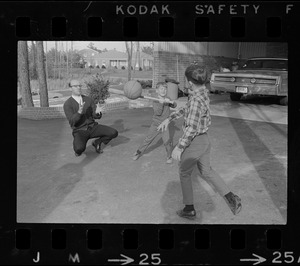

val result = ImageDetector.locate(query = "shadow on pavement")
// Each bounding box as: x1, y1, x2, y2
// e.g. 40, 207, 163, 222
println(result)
247, 104, 287, 138
109, 119, 131, 134
241, 95, 280, 106
143, 121, 181, 155
48, 153, 98, 213
228, 115, 287, 220
160, 163, 217, 224
17, 118, 102, 222
104, 119, 131, 148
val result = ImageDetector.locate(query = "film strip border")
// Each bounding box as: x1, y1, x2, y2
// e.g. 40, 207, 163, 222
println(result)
15, 15, 284, 39
2, 226, 294, 264
0, 2, 297, 40
1, 1, 300, 265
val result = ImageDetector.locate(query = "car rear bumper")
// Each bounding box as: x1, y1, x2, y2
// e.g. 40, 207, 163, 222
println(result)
209, 81, 282, 96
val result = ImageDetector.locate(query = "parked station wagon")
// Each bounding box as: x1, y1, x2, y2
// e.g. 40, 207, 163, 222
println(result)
210, 58, 288, 105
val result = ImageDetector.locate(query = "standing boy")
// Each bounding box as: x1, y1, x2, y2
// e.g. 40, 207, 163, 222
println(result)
132, 82, 177, 164
157, 63, 242, 219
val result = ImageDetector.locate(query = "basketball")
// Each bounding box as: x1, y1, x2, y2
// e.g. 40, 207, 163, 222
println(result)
123, 80, 142, 100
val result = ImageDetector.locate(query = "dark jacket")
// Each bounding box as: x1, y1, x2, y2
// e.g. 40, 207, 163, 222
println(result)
63, 95, 102, 132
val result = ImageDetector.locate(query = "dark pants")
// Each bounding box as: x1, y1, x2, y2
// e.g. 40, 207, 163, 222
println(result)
179, 133, 230, 205
72, 124, 118, 155
137, 121, 173, 158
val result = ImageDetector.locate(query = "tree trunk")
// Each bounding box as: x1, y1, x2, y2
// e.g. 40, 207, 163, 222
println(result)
66, 41, 69, 76
54, 41, 57, 79
31, 41, 37, 79
137, 42, 141, 70
125, 41, 133, 81
36, 41, 49, 107
44, 41, 48, 80
18, 41, 34, 107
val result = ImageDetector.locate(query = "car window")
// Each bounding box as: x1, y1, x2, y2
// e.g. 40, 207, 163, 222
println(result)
242, 60, 287, 70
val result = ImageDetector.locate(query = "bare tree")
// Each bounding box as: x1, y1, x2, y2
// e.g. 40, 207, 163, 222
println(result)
18, 41, 34, 107
36, 41, 49, 107
125, 41, 133, 81
66, 41, 69, 76
54, 41, 58, 79
137, 41, 141, 70
31, 41, 38, 79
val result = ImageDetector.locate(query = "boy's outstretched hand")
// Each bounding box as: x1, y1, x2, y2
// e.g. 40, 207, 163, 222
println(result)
157, 119, 170, 132
172, 146, 183, 161
163, 98, 175, 105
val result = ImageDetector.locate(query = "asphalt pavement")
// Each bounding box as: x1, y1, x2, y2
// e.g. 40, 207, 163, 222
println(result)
17, 101, 287, 224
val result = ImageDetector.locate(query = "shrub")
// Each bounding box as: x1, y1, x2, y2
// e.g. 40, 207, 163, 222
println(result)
85, 74, 110, 104
139, 67, 143, 71
121, 66, 125, 70
101, 65, 106, 69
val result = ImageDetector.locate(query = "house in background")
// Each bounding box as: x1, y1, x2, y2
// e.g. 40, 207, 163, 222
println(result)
77, 48, 100, 67
153, 42, 288, 89
78, 48, 153, 70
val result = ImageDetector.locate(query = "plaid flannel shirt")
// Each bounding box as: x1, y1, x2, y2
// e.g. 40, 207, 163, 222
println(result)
168, 88, 211, 150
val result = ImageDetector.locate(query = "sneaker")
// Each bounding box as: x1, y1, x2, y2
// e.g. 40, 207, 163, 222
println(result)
176, 209, 196, 220
166, 157, 173, 164
132, 151, 141, 161
224, 193, 242, 215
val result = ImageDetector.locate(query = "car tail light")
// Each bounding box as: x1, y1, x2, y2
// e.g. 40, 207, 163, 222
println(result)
255, 79, 277, 85
214, 76, 235, 82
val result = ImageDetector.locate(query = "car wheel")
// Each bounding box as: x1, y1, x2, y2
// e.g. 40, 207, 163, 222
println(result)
230, 93, 242, 101
279, 96, 288, 106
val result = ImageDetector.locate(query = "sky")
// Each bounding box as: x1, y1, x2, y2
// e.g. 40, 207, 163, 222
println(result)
43, 41, 152, 53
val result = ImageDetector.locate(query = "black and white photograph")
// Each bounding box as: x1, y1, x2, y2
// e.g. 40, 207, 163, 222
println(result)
17, 41, 287, 224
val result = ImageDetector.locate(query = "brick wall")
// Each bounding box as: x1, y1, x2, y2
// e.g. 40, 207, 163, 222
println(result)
18, 106, 66, 120
18, 101, 130, 120
153, 51, 237, 90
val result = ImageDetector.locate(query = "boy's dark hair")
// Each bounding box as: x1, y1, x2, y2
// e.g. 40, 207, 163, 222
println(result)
185, 62, 208, 85
156, 81, 168, 89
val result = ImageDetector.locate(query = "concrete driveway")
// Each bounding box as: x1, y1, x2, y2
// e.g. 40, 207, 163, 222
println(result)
17, 102, 287, 224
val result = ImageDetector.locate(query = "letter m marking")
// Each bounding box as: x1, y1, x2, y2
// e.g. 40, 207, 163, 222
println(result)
69, 253, 80, 263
